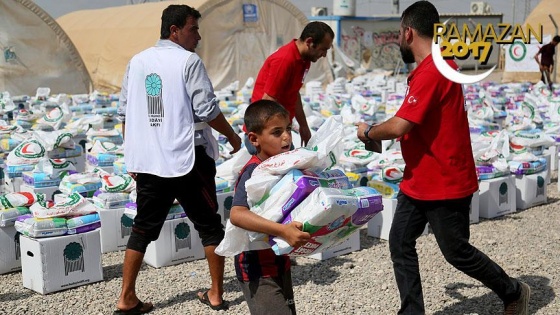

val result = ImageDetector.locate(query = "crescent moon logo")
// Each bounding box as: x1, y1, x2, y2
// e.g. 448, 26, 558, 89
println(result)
432, 24, 496, 84
21, 143, 33, 154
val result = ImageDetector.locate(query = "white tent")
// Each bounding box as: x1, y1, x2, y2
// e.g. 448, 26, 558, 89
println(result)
57, 0, 333, 93
0, 0, 92, 95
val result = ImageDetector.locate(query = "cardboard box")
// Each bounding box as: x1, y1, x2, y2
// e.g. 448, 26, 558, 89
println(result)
21, 229, 103, 294
216, 191, 234, 226
543, 153, 551, 184
307, 230, 360, 260
515, 171, 548, 210
367, 198, 428, 241
0, 225, 22, 274
144, 217, 205, 268
479, 175, 516, 219
469, 190, 480, 224
546, 145, 557, 171
98, 208, 131, 253
19, 184, 62, 201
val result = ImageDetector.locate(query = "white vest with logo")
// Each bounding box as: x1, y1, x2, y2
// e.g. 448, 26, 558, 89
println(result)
124, 45, 196, 177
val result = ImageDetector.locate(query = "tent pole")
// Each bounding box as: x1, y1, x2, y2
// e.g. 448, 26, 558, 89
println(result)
549, 14, 558, 85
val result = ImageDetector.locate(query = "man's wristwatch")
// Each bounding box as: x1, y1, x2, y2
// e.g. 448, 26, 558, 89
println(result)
364, 124, 375, 142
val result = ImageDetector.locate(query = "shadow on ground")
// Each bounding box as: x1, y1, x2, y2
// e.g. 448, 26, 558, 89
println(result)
433, 275, 554, 315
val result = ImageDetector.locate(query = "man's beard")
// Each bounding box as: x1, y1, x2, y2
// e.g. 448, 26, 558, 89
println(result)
400, 45, 415, 64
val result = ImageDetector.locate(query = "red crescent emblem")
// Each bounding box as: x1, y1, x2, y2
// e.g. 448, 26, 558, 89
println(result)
21, 143, 33, 154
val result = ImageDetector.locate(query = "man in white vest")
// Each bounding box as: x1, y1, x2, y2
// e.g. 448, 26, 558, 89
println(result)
115, 4, 241, 314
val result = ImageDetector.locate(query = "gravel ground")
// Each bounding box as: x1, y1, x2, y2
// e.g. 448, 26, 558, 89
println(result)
1, 173, 559, 315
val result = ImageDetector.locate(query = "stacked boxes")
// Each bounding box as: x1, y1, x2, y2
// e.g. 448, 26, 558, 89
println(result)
20, 229, 103, 294
479, 175, 516, 218
515, 170, 548, 210
0, 225, 22, 274
308, 231, 360, 260
143, 217, 205, 268
367, 198, 428, 241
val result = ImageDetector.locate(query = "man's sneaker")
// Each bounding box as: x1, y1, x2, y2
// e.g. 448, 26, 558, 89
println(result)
504, 281, 531, 315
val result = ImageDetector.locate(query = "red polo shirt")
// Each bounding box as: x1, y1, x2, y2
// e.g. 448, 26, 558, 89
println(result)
252, 40, 311, 119
395, 55, 478, 200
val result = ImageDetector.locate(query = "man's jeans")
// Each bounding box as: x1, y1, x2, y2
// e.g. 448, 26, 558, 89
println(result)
388, 191, 521, 314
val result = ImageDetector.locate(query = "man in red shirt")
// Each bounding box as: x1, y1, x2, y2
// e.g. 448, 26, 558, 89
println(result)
535, 35, 560, 90
248, 21, 333, 152
356, 2, 530, 314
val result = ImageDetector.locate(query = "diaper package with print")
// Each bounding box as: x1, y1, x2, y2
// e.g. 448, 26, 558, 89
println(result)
272, 186, 383, 256
247, 169, 352, 242
15, 215, 68, 238
0, 206, 31, 227
66, 213, 101, 234
91, 192, 130, 209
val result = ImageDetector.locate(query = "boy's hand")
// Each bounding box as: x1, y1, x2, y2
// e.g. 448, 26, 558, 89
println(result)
281, 222, 311, 248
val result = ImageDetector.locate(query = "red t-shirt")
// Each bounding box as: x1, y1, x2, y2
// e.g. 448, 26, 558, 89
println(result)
395, 55, 478, 200
251, 40, 311, 119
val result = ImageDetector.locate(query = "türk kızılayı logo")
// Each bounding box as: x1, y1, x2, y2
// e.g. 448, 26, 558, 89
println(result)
432, 21, 543, 84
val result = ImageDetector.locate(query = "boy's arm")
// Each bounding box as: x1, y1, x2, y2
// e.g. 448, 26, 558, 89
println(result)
230, 205, 310, 248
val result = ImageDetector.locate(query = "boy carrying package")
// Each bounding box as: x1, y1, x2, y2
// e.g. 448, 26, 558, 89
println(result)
225, 100, 311, 314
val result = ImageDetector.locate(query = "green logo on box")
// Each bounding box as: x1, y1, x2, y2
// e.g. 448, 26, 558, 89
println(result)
499, 182, 508, 195
537, 176, 544, 188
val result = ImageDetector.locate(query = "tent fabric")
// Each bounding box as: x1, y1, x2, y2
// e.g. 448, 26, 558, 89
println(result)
0, 0, 92, 95
503, 0, 558, 83
57, 0, 332, 93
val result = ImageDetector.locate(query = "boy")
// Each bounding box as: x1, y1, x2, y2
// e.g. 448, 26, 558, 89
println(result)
229, 100, 311, 315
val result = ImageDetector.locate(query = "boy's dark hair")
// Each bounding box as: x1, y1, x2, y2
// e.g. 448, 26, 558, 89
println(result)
244, 100, 289, 134
160, 5, 201, 39
401, 1, 440, 38
553, 35, 560, 43
299, 21, 334, 46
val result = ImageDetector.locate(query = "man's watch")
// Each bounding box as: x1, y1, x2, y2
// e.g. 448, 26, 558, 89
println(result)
364, 124, 375, 142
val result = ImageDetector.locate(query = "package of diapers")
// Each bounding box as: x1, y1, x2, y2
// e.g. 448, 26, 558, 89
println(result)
124, 202, 185, 221
247, 169, 352, 242
59, 173, 102, 197
0, 206, 31, 227
91, 192, 130, 209
66, 213, 101, 234
508, 158, 547, 175
273, 187, 383, 256
15, 215, 68, 238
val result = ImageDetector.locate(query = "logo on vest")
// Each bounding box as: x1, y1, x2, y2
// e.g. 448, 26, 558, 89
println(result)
145, 73, 164, 127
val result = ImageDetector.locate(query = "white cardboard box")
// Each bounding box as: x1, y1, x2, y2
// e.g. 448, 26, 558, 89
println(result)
546, 145, 557, 171
543, 153, 551, 184
216, 191, 234, 226
0, 225, 22, 274
98, 208, 131, 253
514, 171, 548, 210
479, 175, 516, 219
144, 217, 205, 268
308, 231, 360, 260
21, 229, 103, 294
470, 190, 480, 224
19, 184, 62, 201
367, 198, 428, 241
